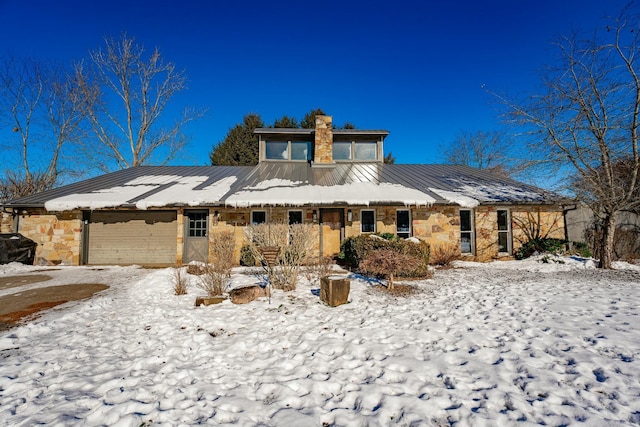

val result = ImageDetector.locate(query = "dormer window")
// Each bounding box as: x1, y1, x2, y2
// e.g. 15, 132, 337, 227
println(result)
333, 141, 379, 161
265, 140, 311, 161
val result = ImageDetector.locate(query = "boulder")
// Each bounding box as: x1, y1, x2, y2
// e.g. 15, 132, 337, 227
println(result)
230, 285, 270, 304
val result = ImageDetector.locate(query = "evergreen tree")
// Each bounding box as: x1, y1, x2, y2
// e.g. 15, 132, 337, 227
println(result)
209, 113, 264, 166
300, 108, 326, 128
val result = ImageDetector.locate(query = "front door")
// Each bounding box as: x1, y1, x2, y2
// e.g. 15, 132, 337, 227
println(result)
184, 210, 209, 263
320, 208, 344, 257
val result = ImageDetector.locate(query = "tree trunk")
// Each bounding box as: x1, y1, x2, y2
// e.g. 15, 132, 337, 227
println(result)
598, 214, 616, 269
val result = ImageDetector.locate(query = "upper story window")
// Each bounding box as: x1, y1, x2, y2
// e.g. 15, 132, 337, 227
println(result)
333, 141, 379, 161
265, 140, 311, 161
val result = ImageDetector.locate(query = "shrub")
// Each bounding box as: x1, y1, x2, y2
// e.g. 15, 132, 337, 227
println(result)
196, 263, 227, 296
359, 249, 422, 290
239, 245, 256, 266
210, 230, 235, 276
569, 241, 592, 258
430, 243, 459, 267
303, 256, 335, 283
514, 238, 567, 260
172, 265, 189, 295
243, 222, 318, 291
341, 235, 430, 277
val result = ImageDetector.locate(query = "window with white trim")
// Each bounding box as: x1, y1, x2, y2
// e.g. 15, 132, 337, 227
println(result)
497, 209, 511, 254
460, 209, 474, 254
361, 209, 376, 233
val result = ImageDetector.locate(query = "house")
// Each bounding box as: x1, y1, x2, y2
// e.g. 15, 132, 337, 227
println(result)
0, 115, 566, 266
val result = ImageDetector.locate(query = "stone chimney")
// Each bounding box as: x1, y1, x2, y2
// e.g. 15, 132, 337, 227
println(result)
314, 115, 333, 164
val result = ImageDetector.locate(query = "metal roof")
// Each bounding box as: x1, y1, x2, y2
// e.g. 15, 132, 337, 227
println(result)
2, 163, 563, 209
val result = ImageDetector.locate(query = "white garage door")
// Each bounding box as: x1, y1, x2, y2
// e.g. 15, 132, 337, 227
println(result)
87, 211, 177, 265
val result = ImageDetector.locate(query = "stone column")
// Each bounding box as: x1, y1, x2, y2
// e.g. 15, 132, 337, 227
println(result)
314, 115, 334, 164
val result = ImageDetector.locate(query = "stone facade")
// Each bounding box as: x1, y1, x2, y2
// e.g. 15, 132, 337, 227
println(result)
13, 209, 83, 265
314, 115, 333, 164
3, 204, 565, 266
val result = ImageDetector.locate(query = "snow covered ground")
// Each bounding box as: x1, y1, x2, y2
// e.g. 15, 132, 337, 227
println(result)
1, 257, 640, 426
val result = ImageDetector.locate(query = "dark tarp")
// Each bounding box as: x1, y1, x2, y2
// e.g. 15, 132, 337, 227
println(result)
0, 233, 37, 265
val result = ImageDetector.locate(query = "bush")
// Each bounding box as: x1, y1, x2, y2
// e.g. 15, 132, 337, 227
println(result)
340, 235, 430, 277
360, 249, 421, 290
243, 222, 318, 291
569, 241, 592, 258
239, 245, 256, 266
430, 243, 459, 267
514, 238, 567, 260
210, 230, 235, 275
172, 265, 189, 295
196, 263, 228, 296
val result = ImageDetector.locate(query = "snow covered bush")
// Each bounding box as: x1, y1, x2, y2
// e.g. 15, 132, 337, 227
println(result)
359, 249, 421, 291
244, 223, 318, 291
340, 235, 430, 277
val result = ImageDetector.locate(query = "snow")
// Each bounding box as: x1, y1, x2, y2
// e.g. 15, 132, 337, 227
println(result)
44, 175, 237, 211
429, 187, 479, 208
2, 258, 640, 426
444, 178, 548, 204
226, 181, 436, 207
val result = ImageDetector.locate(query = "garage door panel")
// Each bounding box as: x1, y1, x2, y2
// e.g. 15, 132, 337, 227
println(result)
87, 211, 177, 265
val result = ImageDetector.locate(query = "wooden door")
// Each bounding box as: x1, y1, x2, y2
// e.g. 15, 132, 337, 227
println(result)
320, 208, 344, 257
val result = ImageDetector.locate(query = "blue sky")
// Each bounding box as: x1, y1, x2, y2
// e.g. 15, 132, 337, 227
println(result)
0, 0, 629, 166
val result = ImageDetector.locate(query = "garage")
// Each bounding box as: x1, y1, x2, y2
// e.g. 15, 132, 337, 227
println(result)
85, 211, 177, 265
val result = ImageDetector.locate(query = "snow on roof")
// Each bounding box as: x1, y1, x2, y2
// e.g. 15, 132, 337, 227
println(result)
44, 175, 237, 211
225, 180, 436, 207
9, 163, 560, 211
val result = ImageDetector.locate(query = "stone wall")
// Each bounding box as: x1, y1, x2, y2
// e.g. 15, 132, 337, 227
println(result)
1, 211, 13, 233
15, 209, 83, 265
314, 115, 333, 164
475, 205, 565, 262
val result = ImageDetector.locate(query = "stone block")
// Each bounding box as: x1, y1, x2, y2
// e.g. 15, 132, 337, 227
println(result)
321, 275, 350, 307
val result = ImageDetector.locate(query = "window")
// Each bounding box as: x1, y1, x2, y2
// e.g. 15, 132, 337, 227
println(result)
460, 210, 474, 254
396, 210, 411, 238
497, 209, 511, 254
187, 211, 207, 237
291, 142, 310, 161
251, 211, 266, 225
354, 142, 377, 160
265, 141, 288, 159
265, 140, 311, 161
333, 142, 352, 160
288, 210, 303, 225
361, 209, 376, 233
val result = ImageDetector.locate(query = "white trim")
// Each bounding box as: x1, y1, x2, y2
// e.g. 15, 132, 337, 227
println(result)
497, 208, 512, 254
459, 209, 475, 255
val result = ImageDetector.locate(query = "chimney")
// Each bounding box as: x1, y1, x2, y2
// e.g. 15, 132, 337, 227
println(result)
313, 115, 333, 164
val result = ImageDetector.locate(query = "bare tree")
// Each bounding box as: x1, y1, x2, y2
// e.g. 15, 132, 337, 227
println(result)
503, 7, 640, 268
441, 130, 514, 177
76, 34, 204, 172
0, 57, 86, 202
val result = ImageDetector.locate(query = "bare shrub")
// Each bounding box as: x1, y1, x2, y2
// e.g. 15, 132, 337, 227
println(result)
430, 243, 459, 267
586, 223, 640, 262
210, 229, 235, 276
303, 256, 335, 282
359, 249, 421, 291
196, 263, 227, 297
244, 222, 318, 291
172, 265, 189, 295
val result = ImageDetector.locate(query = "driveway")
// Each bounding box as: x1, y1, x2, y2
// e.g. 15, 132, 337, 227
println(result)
0, 265, 149, 332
